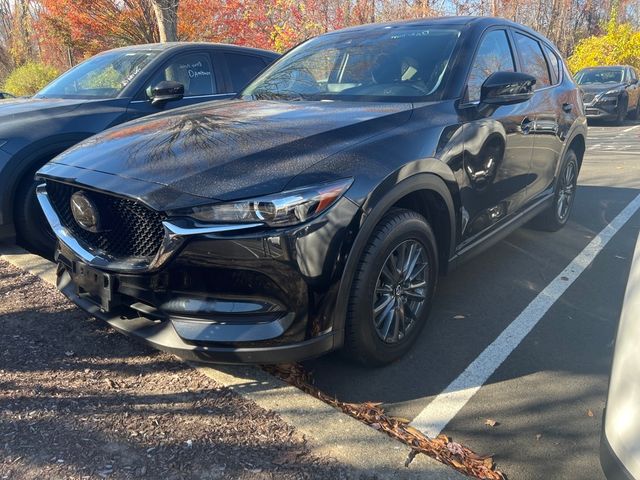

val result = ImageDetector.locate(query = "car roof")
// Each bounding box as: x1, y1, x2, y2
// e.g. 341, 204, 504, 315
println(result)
329, 16, 532, 33
323, 16, 554, 47
105, 42, 279, 58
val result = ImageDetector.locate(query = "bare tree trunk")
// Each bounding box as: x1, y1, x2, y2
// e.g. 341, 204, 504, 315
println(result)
150, 0, 179, 42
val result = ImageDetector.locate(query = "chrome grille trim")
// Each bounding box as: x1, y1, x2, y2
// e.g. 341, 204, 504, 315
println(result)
37, 183, 264, 273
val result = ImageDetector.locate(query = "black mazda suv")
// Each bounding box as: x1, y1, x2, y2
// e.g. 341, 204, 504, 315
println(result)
37, 17, 587, 366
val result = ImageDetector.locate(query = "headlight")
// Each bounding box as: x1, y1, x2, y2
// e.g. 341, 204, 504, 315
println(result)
182, 178, 353, 227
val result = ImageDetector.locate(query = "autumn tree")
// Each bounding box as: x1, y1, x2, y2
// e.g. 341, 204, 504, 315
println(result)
38, 0, 158, 68
150, 0, 179, 42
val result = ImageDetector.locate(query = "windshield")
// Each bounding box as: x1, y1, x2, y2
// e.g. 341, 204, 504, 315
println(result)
575, 68, 624, 85
36, 50, 160, 99
242, 27, 461, 102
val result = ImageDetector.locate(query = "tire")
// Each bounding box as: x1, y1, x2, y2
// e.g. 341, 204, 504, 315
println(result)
629, 97, 640, 121
614, 97, 627, 125
14, 168, 56, 259
344, 208, 438, 366
530, 149, 579, 232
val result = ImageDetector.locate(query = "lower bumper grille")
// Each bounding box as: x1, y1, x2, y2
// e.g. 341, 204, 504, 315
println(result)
46, 181, 165, 258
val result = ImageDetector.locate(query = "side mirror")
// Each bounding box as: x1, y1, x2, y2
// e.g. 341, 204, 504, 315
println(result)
480, 71, 536, 106
630, 77, 638, 85
150, 80, 184, 106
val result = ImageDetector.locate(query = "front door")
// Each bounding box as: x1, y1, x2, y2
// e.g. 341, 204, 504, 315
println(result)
125, 51, 233, 121
454, 28, 534, 244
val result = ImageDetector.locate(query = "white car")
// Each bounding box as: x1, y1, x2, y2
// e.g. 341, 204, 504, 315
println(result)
601, 235, 640, 479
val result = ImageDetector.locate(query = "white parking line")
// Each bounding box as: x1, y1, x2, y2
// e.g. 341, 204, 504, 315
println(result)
411, 193, 640, 439
622, 125, 640, 134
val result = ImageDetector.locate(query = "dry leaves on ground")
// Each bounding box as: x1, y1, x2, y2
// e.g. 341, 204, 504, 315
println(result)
265, 364, 506, 480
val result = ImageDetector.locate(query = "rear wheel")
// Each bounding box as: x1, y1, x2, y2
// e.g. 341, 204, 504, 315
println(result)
530, 149, 579, 232
15, 168, 56, 259
344, 209, 438, 366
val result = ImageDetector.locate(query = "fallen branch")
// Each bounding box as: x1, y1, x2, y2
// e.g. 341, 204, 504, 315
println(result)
264, 363, 505, 480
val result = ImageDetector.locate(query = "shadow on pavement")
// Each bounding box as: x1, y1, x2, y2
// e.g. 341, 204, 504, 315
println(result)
305, 185, 640, 413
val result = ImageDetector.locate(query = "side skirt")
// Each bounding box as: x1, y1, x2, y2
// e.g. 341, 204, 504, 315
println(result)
447, 194, 554, 271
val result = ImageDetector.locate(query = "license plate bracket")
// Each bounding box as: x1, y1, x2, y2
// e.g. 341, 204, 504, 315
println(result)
71, 261, 119, 311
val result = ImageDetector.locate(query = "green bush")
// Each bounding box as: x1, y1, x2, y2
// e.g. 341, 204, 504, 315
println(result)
2, 62, 60, 97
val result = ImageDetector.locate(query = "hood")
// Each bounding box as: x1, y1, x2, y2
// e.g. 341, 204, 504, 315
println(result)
0, 96, 88, 118
49, 99, 413, 202
579, 83, 625, 95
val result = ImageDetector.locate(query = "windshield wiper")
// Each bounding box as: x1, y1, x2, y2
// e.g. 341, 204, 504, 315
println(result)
253, 91, 307, 101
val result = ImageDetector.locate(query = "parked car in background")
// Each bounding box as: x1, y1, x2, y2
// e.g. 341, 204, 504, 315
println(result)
0, 92, 15, 99
575, 65, 640, 124
0, 42, 278, 255
601, 235, 640, 480
37, 16, 586, 366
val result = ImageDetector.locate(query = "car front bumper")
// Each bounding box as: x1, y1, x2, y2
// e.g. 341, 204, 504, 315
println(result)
584, 98, 619, 119
51, 194, 361, 364
56, 266, 338, 363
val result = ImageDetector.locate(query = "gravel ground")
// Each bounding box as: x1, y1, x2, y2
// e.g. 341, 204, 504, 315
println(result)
0, 260, 348, 480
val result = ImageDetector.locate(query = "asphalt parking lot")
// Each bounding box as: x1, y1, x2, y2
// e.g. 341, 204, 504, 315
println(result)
306, 120, 640, 479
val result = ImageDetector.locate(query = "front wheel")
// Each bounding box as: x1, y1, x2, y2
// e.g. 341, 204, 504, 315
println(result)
614, 97, 628, 125
530, 149, 579, 232
629, 97, 640, 121
344, 209, 438, 366
15, 171, 56, 259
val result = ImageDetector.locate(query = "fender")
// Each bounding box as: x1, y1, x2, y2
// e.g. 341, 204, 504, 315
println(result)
554, 117, 587, 180
332, 170, 459, 347
0, 133, 93, 237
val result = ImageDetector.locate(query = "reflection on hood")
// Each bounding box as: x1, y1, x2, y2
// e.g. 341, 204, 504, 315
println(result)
51, 99, 413, 201
579, 83, 625, 94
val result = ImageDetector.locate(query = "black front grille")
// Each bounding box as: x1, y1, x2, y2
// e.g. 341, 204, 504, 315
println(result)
46, 181, 165, 258
582, 93, 595, 104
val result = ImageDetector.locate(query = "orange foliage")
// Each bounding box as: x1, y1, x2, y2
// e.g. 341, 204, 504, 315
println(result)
37, 0, 158, 67
178, 0, 346, 52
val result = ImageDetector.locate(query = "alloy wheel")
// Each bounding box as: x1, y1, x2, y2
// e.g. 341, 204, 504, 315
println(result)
557, 160, 577, 221
372, 239, 429, 344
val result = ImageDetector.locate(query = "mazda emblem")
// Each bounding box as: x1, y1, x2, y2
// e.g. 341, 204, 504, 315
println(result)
70, 191, 101, 233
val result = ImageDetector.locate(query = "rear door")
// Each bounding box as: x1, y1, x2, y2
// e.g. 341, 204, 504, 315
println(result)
456, 28, 533, 243
219, 51, 270, 94
511, 30, 563, 203
125, 50, 232, 121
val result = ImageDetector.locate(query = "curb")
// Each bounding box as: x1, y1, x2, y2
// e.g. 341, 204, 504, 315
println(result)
0, 243, 465, 480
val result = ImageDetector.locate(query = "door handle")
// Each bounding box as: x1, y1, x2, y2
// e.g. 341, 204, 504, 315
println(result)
521, 117, 534, 134
562, 103, 573, 113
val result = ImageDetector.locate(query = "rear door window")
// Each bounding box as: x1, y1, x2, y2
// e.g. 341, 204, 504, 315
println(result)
514, 32, 550, 89
542, 44, 561, 84
147, 52, 217, 97
224, 53, 267, 92
466, 29, 515, 103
